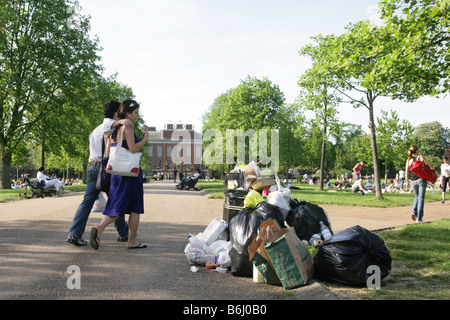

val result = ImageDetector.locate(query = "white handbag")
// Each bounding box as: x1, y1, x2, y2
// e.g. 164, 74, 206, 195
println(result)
106, 128, 142, 177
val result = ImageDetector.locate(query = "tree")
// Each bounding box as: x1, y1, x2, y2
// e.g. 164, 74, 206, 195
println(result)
297, 43, 341, 190
331, 123, 366, 175
0, 0, 102, 188
412, 121, 450, 158
202, 76, 286, 173
379, 0, 450, 96
300, 25, 392, 198
276, 103, 304, 182
376, 110, 415, 180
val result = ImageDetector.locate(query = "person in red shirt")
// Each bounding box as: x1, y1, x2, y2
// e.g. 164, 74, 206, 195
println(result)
353, 161, 367, 181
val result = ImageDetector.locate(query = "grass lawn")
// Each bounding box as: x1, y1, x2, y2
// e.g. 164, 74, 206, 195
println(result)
0, 184, 86, 202
323, 219, 450, 300
197, 179, 442, 208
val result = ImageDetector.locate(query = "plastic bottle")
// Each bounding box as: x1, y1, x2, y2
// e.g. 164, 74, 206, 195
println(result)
319, 221, 332, 241
308, 233, 321, 245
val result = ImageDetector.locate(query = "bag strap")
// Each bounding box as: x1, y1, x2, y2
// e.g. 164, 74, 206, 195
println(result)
101, 137, 105, 161
117, 127, 125, 147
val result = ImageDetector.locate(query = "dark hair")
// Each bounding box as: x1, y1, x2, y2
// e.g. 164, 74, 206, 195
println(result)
408, 145, 419, 159
103, 100, 121, 119
38, 167, 45, 171
118, 100, 140, 119
445, 147, 450, 160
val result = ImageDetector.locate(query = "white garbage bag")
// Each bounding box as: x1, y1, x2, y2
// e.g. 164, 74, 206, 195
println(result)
267, 177, 291, 219
92, 192, 106, 212
209, 240, 232, 268
184, 235, 211, 265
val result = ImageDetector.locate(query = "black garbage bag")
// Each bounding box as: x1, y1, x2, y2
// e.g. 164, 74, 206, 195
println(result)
314, 225, 392, 285
285, 199, 333, 242
229, 201, 285, 277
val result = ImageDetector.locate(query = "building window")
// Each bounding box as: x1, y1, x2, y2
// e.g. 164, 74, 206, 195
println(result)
148, 146, 153, 157
157, 146, 162, 157
167, 146, 172, 157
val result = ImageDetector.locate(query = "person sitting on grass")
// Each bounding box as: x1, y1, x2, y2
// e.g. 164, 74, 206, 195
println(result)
352, 177, 365, 195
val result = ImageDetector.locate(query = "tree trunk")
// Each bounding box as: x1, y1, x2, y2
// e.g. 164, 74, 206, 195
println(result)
41, 139, 45, 168
368, 92, 383, 199
82, 163, 87, 184
0, 148, 12, 189
319, 115, 327, 191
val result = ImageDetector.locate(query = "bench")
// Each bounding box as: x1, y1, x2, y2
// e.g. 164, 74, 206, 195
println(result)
184, 177, 200, 191
23, 177, 57, 198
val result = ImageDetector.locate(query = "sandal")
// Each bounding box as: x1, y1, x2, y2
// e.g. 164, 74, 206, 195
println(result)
127, 242, 147, 249
90, 227, 100, 250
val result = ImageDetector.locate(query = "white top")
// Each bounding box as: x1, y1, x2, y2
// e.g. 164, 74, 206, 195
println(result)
37, 171, 49, 182
398, 169, 405, 179
441, 163, 450, 177
191, 172, 200, 180
88, 118, 116, 163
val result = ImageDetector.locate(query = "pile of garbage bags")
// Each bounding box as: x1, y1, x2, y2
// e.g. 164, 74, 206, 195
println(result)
184, 218, 232, 272
184, 164, 392, 290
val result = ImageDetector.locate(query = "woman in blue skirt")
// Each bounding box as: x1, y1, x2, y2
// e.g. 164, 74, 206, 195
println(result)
91, 100, 149, 250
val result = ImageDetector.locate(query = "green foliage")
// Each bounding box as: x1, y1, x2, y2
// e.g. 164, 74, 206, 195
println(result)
0, 0, 102, 186
412, 121, 450, 159
379, 0, 450, 96
202, 76, 287, 172
0, 0, 135, 187
377, 110, 415, 173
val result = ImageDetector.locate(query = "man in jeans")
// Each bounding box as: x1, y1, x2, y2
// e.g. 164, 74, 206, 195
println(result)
352, 160, 367, 181
66, 101, 133, 246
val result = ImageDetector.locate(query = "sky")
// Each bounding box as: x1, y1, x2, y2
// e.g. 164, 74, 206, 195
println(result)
76, 0, 449, 133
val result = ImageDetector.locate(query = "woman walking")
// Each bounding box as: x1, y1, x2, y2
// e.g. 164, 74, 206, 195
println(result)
440, 156, 450, 203
91, 100, 149, 249
405, 145, 428, 223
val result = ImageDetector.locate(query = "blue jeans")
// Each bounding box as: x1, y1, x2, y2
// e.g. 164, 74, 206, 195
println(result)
178, 177, 190, 189
411, 178, 427, 221
68, 165, 128, 239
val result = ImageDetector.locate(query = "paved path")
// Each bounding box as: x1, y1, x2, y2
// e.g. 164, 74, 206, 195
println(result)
0, 181, 448, 301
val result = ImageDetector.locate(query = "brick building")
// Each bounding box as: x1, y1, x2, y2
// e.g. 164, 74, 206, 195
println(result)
147, 124, 204, 179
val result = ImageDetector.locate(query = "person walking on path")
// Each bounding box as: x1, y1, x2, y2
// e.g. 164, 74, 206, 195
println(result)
439, 155, 450, 203
399, 168, 406, 190
405, 145, 429, 223
90, 100, 149, 250
353, 161, 367, 181
66, 101, 133, 246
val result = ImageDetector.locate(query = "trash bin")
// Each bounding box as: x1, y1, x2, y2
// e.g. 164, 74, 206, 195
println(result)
223, 188, 249, 240
224, 171, 245, 188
